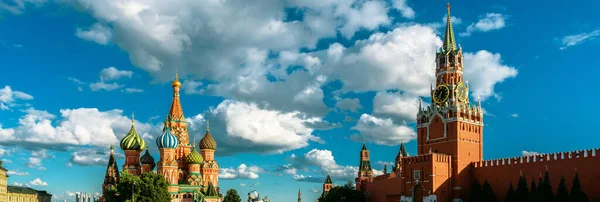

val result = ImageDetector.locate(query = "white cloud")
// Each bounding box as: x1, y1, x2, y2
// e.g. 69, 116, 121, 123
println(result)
191, 100, 323, 155
442, 15, 462, 25
123, 88, 144, 93
1, 159, 12, 163
511, 113, 519, 118
26, 157, 42, 168
31, 149, 52, 159
0, 85, 34, 110
0, 147, 10, 156
76, 23, 112, 45
461, 13, 506, 36
89, 81, 124, 91
285, 149, 358, 183
0, 0, 46, 15
351, 114, 416, 146
240, 183, 246, 187
372, 91, 420, 123
335, 98, 362, 112
27, 178, 48, 187
70, 147, 124, 166
7, 169, 29, 176
559, 29, 600, 50
12, 182, 24, 186
463, 50, 518, 101
522, 151, 540, 156
99, 67, 133, 81
219, 164, 263, 180
391, 0, 415, 19
0, 107, 158, 150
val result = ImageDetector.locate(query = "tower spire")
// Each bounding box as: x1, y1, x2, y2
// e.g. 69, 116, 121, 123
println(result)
443, 2, 457, 52
131, 112, 135, 125
206, 119, 210, 132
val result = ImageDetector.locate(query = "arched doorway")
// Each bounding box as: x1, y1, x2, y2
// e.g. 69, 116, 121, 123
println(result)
413, 184, 424, 202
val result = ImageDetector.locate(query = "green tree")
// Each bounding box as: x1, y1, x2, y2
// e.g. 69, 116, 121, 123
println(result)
537, 176, 543, 201
102, 172, 170, 202
468, 179, 482, 202
322, 186, 365, 202
343, 180, 356, 190
555, 176, 569, 202
569, 171, 589, 202
223, 189, 242, 202
482, 180, 498, 202
539, 170, 555, 202
529, 177, 538, 202
515, 175, 529, 202
504, 182, 516, 202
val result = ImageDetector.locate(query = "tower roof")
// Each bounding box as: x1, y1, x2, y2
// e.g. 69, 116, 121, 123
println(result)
205, 181, 219, 197
103, 145, 120, 185
442, 3, 458, 52
324, 174, 332, 184
399, 142, 408, 157
140, 147, 156, 167
120, 114, 146, 151
186, 145, 204, 164
361, 143, 368, 151
167, 74, 186, 123
199, 120, 217, 150
156, 127, 179, 149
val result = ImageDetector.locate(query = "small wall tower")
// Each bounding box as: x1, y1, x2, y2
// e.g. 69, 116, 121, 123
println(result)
120, 113, 146, 176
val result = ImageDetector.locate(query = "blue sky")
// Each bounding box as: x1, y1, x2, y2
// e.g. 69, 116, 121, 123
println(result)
0, 0, 599, 201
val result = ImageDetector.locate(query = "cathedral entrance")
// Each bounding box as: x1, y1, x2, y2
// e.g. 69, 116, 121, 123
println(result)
413, 184, 424, 202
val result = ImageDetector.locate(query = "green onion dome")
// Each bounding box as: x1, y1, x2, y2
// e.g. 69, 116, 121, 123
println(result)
156, 127, 179, 149
120, 121, 146, 151
199, 129, 217, 150
140, 147, 156, 166
186, 146, 204, 164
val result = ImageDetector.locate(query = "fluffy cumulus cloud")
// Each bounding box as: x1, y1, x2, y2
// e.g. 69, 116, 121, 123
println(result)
0, 107, 158, 150
27, 178, 48, 187
281, 149, 358, 183
189, 100, 325, 155
219, 164, 263, 180
76, 23, 112, 45
0, 85, 33, 110
559, 29, 600, 50
70, 147, 124, 166
90, 67, 134, 92
372, 91, 420, 123
461, 13, 506, 36
7, 169, 29, 176
463, 50, 518, 101
351, 114, 416, 146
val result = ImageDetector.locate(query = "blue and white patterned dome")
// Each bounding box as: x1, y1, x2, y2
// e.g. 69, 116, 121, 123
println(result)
156, 127, 179, 149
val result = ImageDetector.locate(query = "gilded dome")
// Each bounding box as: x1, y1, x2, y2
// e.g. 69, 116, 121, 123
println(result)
140, 148, 156, 166
186, 146, 204, 164
156, 127, 179, 149
172, 73, 181, 88
120, 122, 146, 151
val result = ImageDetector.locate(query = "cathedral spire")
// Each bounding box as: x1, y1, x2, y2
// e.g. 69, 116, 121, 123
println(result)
443, 3, 457, 52
167, 73, 185, 122
298, 188, 302, 202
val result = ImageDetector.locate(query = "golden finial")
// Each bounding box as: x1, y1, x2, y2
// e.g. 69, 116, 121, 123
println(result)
131, 112, 135, 125
206, 119, 210, 132
172, 68, 182, 88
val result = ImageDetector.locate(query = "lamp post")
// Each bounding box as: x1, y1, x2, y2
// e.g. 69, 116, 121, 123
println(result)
132, 181, 135, 202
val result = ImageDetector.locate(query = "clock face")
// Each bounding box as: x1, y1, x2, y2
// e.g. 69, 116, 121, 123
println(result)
433, 85, 450, 104
456, 83, 468, 102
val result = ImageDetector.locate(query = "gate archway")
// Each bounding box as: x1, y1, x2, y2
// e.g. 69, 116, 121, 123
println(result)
413, 184, 424, 202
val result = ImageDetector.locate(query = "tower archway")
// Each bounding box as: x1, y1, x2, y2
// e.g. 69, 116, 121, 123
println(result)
413, 184, 424, 202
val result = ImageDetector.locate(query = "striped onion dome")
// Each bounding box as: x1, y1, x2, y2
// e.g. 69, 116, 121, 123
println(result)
186, 146, 204, 164
120, 122, 146, 151
156, 127, 179, 149
199, 129, 217, 150
140, 148, 155, 166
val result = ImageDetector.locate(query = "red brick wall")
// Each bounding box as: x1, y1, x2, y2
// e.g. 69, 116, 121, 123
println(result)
472, 150, 600, 202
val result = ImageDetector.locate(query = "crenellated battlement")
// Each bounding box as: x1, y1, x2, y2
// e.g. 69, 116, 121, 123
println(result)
472, 148, 599, 168
402, 153, 452, 164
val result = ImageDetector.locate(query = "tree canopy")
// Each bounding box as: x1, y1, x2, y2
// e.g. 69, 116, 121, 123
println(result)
102, 171, 171, 202
481, 180, 497, 202
515, 175, 529, 202
223, 189, 242, 202
504, 182, 516, 202
321, 186, 365, 202
569, 171, 589, 202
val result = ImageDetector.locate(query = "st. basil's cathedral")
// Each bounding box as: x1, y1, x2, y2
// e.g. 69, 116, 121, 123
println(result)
100, 74, 222, 202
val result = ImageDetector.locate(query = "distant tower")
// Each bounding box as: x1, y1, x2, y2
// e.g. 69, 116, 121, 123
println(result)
140, 146, 156, 173
356, 143, 373, 191
76, 193, 80, 202
200, 121, 220, 189
298, 188, 302, 202
101, 145, 119, 199
392, 142, 409, 173
156, 126, 180, 193
120, 113, 146, 176
321, 174, 333, 199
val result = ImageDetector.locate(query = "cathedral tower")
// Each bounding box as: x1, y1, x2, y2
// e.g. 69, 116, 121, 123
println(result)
101, 145, 119, 199
156, 127, 180, 193
199, 121, 219, 188
416, 3, 484, 199
120, 114, 146, 176
164, 73, 192, 180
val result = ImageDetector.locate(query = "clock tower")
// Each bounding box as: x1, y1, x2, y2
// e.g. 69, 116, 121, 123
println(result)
416, 3, 484, 199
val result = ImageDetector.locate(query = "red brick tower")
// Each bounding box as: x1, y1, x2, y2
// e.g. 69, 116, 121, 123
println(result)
416, 3, 484, 200
321, 174, 333, 199
356, 143, 374, 191
164, 73, 192, 183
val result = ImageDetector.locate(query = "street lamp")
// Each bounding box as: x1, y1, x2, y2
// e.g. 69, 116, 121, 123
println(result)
132, 182, 136, 202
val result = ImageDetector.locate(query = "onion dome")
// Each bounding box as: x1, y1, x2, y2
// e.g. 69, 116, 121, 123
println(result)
156, 126, 179, 149
140, 147, 156, 166
199, 121, 217, 150
120, 114, 146, 151
186, 146, 204, 164
172, 73, 181, 88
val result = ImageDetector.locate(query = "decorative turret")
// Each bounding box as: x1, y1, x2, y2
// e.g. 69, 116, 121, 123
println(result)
200, 120, 217, 151
394, 142, 409, 172
442, 2, 457, 53
101, 145, 119, 199
186, 140, 203, 185
140, 147, 156, 173
156, 127, 179, 149
199, 120, 220, 189
121, 113, 145, 176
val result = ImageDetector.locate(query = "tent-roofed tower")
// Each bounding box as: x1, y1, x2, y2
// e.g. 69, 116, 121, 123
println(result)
164, 73, 192, 175
101, 145, 119, 200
